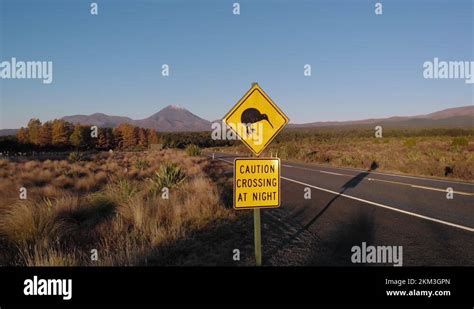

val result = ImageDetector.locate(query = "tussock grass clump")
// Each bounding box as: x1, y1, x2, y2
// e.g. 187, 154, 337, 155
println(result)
68, 151, 84, 163
21, 245, 78, 267
185, 144, 201, 156
105, 179, 139, 203
134, 159, 150, 170
74, 175, 100, 192
0, 199, 69, 247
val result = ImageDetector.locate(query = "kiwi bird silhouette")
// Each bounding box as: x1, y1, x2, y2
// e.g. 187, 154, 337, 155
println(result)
241, 108, 273, 134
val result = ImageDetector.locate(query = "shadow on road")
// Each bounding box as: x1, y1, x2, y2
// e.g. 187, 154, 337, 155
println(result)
266, 163, 378, 263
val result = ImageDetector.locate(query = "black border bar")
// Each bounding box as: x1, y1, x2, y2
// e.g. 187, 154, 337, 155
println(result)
0, 267, 472, 306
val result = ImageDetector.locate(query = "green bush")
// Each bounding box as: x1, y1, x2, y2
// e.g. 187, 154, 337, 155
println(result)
185, 144, 201, 156
68, 151, 84, 163
149, 162, 186, 192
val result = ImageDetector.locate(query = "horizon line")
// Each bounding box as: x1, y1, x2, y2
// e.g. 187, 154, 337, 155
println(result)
1, 104, 471, 130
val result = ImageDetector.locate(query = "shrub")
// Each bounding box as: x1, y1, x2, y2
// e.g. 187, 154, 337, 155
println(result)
134, 159, 150, 170
149, 162, 186, 192
105, 179, 138, 202
68, 151, 84, 163
185, 144, 201, 156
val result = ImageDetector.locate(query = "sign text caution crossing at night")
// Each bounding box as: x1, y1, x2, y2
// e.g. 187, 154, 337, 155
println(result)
233, 158, 281, 209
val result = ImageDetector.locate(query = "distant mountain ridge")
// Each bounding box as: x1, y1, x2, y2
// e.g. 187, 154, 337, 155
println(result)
288, 106, 474, 128
61, 113, 134, 127
61, 105, 211, 132
0, 105, 472, 136
57, 105, 474, 130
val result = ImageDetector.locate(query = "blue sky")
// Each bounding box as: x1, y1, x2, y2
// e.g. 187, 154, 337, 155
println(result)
0, 0, 472, 129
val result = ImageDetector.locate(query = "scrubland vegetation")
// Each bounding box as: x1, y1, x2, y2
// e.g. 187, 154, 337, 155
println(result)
10, 118, 159, 151
0, 150, 234, 266
213, 127, 474, 182
0, 119, 234, 154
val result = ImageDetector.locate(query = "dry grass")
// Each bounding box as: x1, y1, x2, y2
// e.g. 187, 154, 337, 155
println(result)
213, 129, 474, 182
0, 150, 234, 266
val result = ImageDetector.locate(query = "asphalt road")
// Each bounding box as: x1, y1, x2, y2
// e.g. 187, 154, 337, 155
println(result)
208, 152, 474, 266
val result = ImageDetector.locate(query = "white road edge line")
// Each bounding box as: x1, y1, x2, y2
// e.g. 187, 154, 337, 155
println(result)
288, 164, 474, 186
281, 176, 474, 233
214, 156, 473, 232
320, 170, 344, 176
410, 184, 473, 196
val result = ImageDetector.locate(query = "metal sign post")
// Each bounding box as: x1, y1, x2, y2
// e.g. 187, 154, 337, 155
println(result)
253, 152, 262, 267
254, 208, 262, 266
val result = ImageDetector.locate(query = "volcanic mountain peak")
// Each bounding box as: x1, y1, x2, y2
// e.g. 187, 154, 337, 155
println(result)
135, 105, 211, 131
167, 104, 185, 110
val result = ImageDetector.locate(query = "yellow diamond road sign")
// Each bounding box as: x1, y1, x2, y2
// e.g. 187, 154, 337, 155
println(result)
234, 158, 281, 209
223, 83, 289, 156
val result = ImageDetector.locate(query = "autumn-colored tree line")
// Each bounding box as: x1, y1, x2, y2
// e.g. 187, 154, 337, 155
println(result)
16, 119, 159, 150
